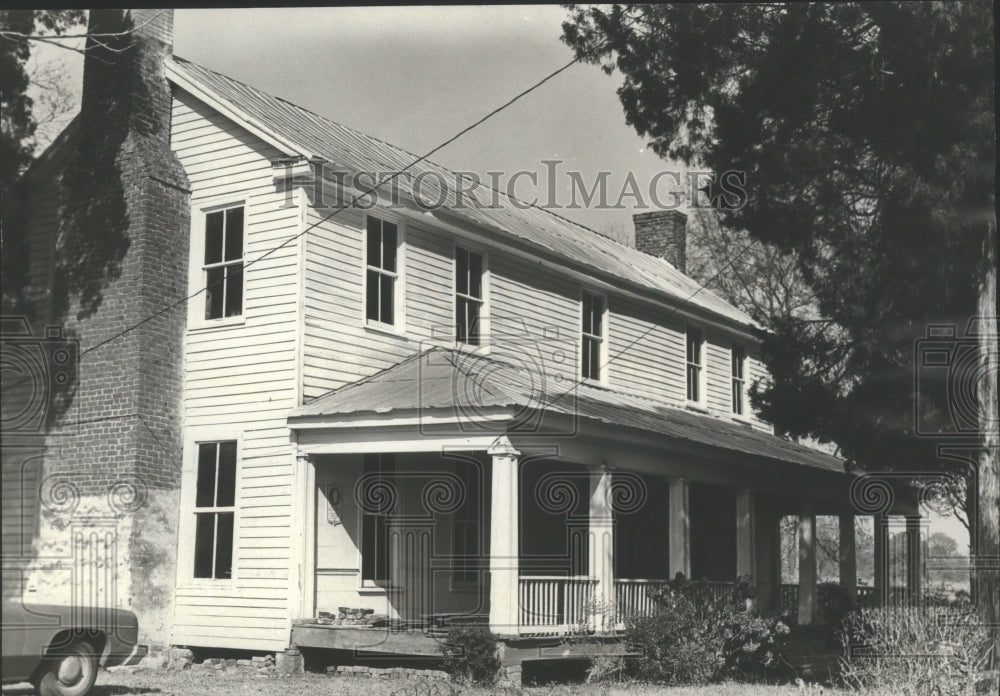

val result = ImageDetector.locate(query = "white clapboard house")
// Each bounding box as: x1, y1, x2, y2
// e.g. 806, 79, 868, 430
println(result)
4, 10, 924, 665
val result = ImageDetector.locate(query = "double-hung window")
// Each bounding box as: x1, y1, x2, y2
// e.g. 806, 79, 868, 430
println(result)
365, 216, 398, 326
203, 206, 244, 320
581, 291, 605, 381
455, 247, 484, 345
193, 441, 237, 580
686, 327, 704, 403
731, 346, 747, 416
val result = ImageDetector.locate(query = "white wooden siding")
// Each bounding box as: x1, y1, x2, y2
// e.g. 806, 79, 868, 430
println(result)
171, 87, 299, 651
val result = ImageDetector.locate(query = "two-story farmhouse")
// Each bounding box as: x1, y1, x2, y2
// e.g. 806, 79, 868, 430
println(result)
2, 10, 923, 670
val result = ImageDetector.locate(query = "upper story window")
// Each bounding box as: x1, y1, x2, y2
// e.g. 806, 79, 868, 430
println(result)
455, 247, 484, 345
203, 206, 244, 320
686, 326, 704, 403
193, 441, 237, 580
365, 215, 399, 327
581, 291, 606, 381
731, 345, 748, 416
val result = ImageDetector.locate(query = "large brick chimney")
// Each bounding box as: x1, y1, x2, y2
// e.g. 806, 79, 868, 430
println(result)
25, 9, 191, 648
633, 210, 688, 273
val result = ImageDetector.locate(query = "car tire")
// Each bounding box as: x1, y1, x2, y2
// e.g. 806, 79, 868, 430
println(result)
32, 639, 99, 696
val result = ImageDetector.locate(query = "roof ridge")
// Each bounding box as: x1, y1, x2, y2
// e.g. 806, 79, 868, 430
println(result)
168, 55, 757, 330
168, 55, 660, 260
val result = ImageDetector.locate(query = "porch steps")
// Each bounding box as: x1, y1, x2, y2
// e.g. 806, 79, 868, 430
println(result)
776, 631, 842, 683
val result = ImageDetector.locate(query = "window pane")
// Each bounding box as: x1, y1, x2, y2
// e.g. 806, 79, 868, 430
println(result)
216, 441, 237, 507
366, 270, 380, 321
456, 248, 469, 295
205, 212, 224, 264
687, 364, 699, 401
215, 512, 234, 580
467, 300, 480, 345
205, 267, 225, 320
456, 298, 468, 343
582, 337, 593, 379
379, 273, 394, 325
196, 444, 216, 508
366, 218, 381, 266
468, 252, 482, 298
224, 263, 243, 318
591, 296, 603, 335
582, 293, 592, 334
732, 382, 743, 415
193, 514, 215, 578
687, 329, 702, 364
224, 207, 244, 261
732, 348, 744, 378
382, 222, 397, 272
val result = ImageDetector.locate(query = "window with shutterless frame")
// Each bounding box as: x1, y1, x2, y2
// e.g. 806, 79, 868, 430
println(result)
193, 441, 237, 580
731, 345, 748, 416
365, 215, 399, 327
686, 326, 705, 403
455, 246, 484, 345
203, 206, 244, 320
581, 291, 606, 381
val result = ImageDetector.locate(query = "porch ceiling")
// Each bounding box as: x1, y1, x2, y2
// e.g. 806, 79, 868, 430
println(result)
288, 348, 847, 475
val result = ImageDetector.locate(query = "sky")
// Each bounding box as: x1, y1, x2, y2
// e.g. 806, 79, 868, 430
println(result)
26, 6, 968, 553
33, 5, 685, 241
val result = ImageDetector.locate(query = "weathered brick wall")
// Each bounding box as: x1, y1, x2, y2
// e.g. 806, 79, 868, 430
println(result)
634, 210, 688, 273
7, 9, 190, 646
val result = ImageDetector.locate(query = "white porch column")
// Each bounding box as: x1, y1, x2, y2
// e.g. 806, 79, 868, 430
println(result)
736, 490, 756, 580
589, 467, 614, 632
488, 437, 521, 634
797, 506, 817, 625
873, 512, 889, 606
292, 451, 317, 620
839, 513, 857, 602
905, 515, 923, 600
668, 479, 691, 579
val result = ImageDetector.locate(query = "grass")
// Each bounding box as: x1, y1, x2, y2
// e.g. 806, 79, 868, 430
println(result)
2, 669, 850, 696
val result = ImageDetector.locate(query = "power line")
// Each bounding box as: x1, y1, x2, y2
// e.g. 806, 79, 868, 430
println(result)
80, 55, 583, 357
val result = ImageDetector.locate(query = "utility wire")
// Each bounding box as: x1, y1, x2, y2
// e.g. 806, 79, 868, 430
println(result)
80, 55, 583, 357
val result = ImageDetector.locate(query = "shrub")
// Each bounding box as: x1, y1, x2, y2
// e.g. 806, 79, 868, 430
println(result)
839, 605, 993, 696
615, 574, 788, 685
817, 582, 856, 627
442, 627, 501, 685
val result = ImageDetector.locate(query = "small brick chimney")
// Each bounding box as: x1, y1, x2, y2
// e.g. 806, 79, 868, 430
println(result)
633, 210, 688, 273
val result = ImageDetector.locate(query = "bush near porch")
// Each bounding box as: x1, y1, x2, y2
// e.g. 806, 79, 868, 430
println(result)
593, 575, 790, 686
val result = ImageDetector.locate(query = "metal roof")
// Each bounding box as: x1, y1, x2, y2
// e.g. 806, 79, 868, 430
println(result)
167, 56, 757, 330
289, 348, 845, 474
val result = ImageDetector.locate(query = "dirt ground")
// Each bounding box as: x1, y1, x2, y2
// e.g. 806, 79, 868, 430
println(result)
1, 668, 838, 696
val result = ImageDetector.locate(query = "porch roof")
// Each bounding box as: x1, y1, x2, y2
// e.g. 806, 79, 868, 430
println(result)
288, 348, 846, 474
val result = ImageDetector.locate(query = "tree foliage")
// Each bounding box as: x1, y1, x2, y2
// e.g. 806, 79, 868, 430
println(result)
562, 2, 993, 470
562, 1, 996, 657
1, 9, 85, 315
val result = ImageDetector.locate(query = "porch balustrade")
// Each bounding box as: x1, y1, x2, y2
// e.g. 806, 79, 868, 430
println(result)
518, 576, 596, 633
614, 578, 667, 620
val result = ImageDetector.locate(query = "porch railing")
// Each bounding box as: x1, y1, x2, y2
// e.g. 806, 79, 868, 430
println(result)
518, 576, 596, 633
614, 578, 667, 620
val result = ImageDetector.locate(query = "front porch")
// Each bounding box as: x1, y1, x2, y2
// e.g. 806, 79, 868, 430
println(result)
287, 348, 921, 643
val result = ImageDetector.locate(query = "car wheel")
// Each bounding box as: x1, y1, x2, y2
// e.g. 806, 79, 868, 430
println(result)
32, 639, 99, 696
